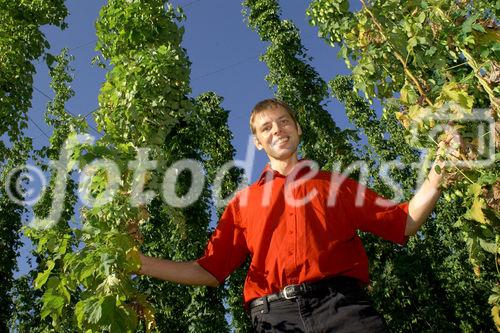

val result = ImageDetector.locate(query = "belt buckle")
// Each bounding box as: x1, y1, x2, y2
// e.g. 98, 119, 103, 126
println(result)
282, 284, 298, 299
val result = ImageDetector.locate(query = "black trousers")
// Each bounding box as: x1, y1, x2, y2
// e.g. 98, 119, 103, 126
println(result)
249, 284, 388, 333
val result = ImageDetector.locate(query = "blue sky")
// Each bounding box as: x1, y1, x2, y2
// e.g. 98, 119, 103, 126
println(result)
19, 0, 356, 275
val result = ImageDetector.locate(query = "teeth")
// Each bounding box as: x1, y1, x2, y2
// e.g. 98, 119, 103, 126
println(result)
276, 137, 289, 144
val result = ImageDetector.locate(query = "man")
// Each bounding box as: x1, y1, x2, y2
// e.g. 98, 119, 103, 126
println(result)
139, 98, 450, 332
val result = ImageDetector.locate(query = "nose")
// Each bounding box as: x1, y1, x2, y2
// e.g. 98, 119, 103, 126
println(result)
272, 121, 283, 135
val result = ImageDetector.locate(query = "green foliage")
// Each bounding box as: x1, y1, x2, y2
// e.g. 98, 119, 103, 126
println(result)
0, 1, 68, 331
0, 153, 27, 331
39, 2, 198, 330
137, 92, 241, 332
71, 2, 199, 330
12, 49, 85, 333
308, 0, 498, 106
226, 259, 251, 333
330, 75, 418, 166
25, 2, 238, 332
309, 0, 499, 327
191, 94, 249, 332
10, 273, 45, 333
331, 74, 494, 332
0, 0, 67, 145
95, 0, 191, 146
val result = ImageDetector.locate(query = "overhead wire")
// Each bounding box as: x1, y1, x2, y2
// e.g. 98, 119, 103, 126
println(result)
184, 0, 203, 7
192, 55, 257, 81
33, 86, 101, 136
70, 53, 258, 126
28, 118, 51, 139
58, 53, 256, 122
81, 108, 99, 120
68, 39, 98, 52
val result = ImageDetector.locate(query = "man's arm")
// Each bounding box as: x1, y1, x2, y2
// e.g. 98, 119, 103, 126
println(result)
405, 161, 443, 236
404, 130, 462, 236
138, 253, 220, 288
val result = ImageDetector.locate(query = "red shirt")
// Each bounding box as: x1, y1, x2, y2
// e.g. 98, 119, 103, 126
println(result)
197, 161, 408, 305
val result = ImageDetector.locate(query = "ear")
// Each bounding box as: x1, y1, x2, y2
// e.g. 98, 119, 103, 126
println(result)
297, 123, 302, 136
253, 135, 264, 150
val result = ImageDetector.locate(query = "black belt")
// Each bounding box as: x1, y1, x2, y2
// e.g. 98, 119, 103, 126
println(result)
248, 276, 361, 310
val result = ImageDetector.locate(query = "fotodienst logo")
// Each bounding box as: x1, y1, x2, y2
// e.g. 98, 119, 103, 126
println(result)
3, 106, 496, 230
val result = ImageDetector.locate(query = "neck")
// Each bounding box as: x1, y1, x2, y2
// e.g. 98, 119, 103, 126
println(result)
269, 154, 299, 176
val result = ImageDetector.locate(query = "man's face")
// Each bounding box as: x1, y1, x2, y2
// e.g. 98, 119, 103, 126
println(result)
252, 106, 302, 161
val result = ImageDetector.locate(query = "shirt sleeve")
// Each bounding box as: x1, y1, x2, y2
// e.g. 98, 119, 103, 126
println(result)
340, 178, 409, 245
196, 197, 249, 284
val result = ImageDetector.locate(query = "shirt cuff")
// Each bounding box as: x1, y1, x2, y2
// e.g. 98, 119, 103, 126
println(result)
196, 257, 227, 285
396, 202, 410, 245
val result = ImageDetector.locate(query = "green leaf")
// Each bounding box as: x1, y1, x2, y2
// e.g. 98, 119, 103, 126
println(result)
46, 276, 60, 289
100, 295, 116, 318
57, 238, 69, 256
34, 260, 56, 289
472, 23, 486, 33
76, 296, 106, 328
479, 172, 498, 184
111, 304, 138, 333
75, 300, 86, 329
400, 83, 418, 105
417, 12, 426, 24
461, 14, 479, 34
100, 253, 115, 276
425, 46, 437, 57
434, 164, 442, 174
88, 298, 104, 324
37, 236, 48, 253
41, 291, 65, 320
465, 197, 487, 224
157, 45, 168, 55
407, 36, 418, 53
468, 182, 482, 197
46, 238, 57, 252
58, 282, 71, 303
478, 238, 498, 254
79, 264, 96, 281
440, 82, 474, 110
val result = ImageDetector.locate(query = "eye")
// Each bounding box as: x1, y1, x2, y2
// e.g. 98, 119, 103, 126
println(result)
281, 119, 289, 125
261, 126, 271, 132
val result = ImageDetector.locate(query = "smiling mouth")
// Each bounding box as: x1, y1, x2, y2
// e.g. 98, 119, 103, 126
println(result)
273, 136, 290, 146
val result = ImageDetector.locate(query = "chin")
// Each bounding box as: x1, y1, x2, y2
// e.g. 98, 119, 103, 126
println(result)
271, 150, 295, 160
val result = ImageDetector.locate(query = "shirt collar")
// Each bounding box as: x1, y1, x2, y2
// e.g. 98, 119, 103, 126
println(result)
257, 159, 314, 186
257, 164, 278, 186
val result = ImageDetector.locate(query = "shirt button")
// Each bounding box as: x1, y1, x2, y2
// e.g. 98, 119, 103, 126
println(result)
288, 251, 293, 256
288, 230, 293, 235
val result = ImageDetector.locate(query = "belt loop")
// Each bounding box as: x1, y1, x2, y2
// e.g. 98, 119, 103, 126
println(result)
260, 297, 270, 314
